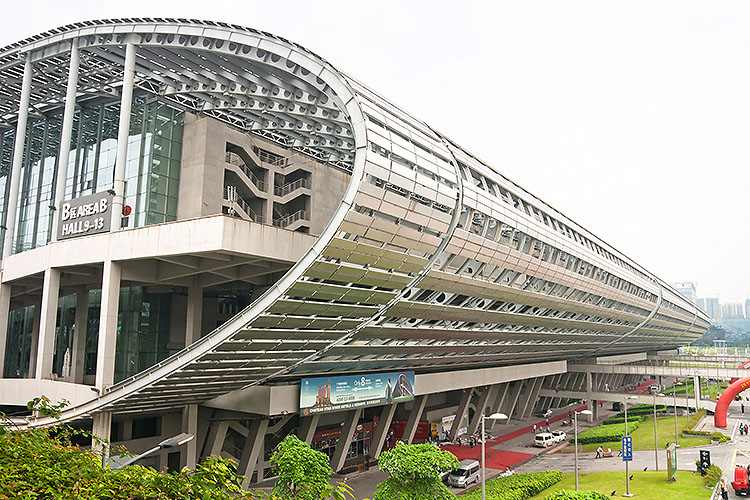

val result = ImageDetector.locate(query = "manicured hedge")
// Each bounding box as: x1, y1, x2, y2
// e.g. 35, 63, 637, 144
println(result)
460, 471, 562, 500
680, 408, 730, 442
576, 421, 641, 444
705, 465, 722, 487
544, 490, 609, 500
614, 404, 666, 418
602, 415, 645, 425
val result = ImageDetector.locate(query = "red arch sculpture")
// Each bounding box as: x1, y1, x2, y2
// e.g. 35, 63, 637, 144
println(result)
731, 360, 750, 384
714, 376, 750, 427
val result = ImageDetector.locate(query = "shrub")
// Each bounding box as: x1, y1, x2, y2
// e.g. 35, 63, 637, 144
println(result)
614, 404, 666, 418
544, 490, 609, 500
270, 435, 334, 500
705, 464, 722, 486
682, 409, 707, 433
460, 471, 562, 500
576, 421, 641, 444
602, 416, 645, 425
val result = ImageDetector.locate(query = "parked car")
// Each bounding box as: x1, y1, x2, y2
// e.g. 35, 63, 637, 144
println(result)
448, 459, 481, 488
534, 432, 556, 448
551, 430, 567, 443
536, 409, 553, 418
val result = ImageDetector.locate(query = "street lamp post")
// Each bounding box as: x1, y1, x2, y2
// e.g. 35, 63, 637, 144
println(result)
653, 392, 663, 471
481, 412, 508, 500
105, 433, 194, 469
624, 395, 637, 498
673, 381, 683, 448
574, 409, 593, 491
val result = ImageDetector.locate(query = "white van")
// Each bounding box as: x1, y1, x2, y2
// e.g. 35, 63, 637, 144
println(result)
448, 459, 481, 488
534, 432, 556, 448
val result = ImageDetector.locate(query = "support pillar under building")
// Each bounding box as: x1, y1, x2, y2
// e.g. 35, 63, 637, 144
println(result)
182, 404, 199, 469
95, 260, 122, 390
239, 418, 269, 488
71, 287, 89, 384
403, 395, 427, 444
35, 268, 61, 379
448, 389, 472, 441
330, 408, 362, 472
298, 414, 320, 444
0, 284, 11, 376
370, 403, 397, 458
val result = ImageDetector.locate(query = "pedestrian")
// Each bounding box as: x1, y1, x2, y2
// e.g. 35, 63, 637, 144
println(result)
532, 423, 537, 434
721, 478, 729, 500
596, 446, 603, 459
742, 403, 745, 415
568, 409, 572, 420
545, 418, 550, 428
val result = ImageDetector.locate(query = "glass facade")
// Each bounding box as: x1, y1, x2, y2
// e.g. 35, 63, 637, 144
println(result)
2, 305, 35, 378
0, 96, 183, 256
4, 287, 172, 383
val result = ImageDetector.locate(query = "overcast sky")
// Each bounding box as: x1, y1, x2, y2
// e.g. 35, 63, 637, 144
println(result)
2, 1, 749, 300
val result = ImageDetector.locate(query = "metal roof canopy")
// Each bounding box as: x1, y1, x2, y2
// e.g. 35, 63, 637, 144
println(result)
0, 18, 356, 171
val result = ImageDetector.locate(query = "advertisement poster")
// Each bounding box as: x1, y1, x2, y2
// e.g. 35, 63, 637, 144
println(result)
300, 371, 415, 415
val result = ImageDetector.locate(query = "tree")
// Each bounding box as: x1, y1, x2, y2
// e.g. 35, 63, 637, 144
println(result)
269, 434, 335, 500
373, 441, 459, 500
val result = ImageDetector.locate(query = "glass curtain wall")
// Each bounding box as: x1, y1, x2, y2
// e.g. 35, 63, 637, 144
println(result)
2, 305, 35, 378
6, 96, 184, 256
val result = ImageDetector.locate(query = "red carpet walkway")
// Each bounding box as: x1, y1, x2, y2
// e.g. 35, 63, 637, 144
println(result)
440, 404, 588, 470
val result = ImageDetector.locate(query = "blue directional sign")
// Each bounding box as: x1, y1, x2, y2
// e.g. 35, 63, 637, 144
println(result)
621, 436, 633, 462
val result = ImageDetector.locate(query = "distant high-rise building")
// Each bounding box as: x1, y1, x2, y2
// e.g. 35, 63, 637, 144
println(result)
700, 297, 721, 320
672, 282, 697, 303
746, 299, 750, 319
722, 302, 745, 320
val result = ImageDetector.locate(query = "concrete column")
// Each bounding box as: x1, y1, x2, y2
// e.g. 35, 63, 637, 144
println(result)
70, 287, 88, 383
182, 404, 199, 469
298, 414, 320, 444
524, 377, 546, 418
35, 268, 61, 379
488, 383, 510, 431
512, 380, 532, 419
51, 43, 80, 241
592, 400, 599, 421
0, 283, 12, 376
330, 408, 362, 472
27, 300, 41, 378
448, 389, 472, 441
403, 395, 428, 444
467, 385, 496, 436
370, 403, 397, 458
92, 411, 112, 458
204, 420, 230, 458
3, 54, 33, 261
111, 42, 137, 230
694, 376, 701, 408
502, 381, 525, 424
239, 418, 269, 487
551, 374, 571, 408
185, 284, 202, 345
585, 372, 594, 422
95, 260, 121, 390
517, 378, 536, 418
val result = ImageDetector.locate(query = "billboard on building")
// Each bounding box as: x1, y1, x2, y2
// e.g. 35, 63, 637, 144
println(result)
300, 371, 415, 415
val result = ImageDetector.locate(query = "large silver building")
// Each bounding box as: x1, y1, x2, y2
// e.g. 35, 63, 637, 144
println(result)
0, 19, 708, 479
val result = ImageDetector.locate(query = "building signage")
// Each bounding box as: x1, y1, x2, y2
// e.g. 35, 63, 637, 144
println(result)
621, 436, 632, 461
300, 371, 415, 415
57, 192, 113, 240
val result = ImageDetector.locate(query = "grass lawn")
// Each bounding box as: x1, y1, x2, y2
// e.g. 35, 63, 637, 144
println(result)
663, 379, 726, 399
577, 416, 711, 452
526, 471, 712, 500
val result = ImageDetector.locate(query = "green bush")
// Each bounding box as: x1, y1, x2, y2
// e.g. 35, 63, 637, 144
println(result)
705, 464, 722, 486
682, 409, 707, 433
614, 404, 666, 418
602, 416, 645, 425
544, 490, 609, 500
576, 421, 641, 444
374, 442, 459, 500
460, 471, 562, 500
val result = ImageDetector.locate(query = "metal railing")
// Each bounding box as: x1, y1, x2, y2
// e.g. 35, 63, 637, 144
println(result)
252, 146, 288, 167
273, 209, 309, 228
274, 177, 311, 197
225, 152, 267, 192
224, 186, 265, 224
